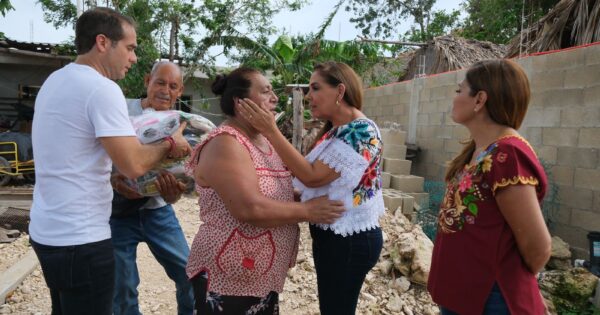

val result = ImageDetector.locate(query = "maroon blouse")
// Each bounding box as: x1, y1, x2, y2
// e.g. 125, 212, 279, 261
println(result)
428, 135, 547, 315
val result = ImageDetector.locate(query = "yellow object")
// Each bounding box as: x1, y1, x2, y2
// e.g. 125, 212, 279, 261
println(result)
0, 141, 35, 185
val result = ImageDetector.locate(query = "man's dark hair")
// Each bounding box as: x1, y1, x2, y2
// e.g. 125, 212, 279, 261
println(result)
75, 7, 136, 55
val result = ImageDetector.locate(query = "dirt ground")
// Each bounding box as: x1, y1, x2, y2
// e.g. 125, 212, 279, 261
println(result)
1, 196, 438, 315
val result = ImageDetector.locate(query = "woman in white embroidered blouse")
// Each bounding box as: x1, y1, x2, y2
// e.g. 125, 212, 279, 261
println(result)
238, 61, 385, 315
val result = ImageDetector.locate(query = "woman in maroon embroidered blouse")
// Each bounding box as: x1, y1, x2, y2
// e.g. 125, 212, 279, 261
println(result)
428, 59, 552, 315
185, 68, 345, 314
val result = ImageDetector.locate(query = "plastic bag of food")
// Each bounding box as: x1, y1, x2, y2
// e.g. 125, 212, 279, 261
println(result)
129, 110, 216, 144
124, 158, 195, 196
178, 111, 216, 133
130, 110, 180, 144
126, 110, 215, 196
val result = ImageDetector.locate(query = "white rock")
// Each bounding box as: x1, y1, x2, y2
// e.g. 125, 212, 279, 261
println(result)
378, 260, 394, 275
393, 276, 411, 293
362, 292, 378, 303
386, 295, 403, 312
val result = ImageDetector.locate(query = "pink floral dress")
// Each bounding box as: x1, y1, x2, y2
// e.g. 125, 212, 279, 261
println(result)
185, 125, 299, 312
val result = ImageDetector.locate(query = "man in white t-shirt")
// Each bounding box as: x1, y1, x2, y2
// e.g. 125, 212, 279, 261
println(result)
29, 8, 191, 315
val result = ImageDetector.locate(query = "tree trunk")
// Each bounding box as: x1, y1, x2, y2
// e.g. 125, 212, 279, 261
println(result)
169, 16, 179, 61
291, 88, 304, 152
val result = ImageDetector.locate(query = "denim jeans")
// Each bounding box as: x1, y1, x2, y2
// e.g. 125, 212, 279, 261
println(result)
30, 238, 115, 315
310, 225, 383, 315
110, 204, 194, 315
440, 283, 510, 315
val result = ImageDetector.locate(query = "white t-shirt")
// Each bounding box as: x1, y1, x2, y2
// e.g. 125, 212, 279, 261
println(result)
30, 63, 136, 246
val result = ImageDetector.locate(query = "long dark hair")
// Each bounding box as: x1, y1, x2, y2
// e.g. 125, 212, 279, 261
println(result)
445, 59, 531, 182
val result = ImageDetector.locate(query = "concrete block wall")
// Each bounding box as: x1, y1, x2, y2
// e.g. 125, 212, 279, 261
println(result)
364, 43, 600, 259
379, 129, 430, 220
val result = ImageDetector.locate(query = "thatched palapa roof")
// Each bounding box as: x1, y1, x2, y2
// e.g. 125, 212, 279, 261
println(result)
506, 0, 600, 57
400, 35, 507, 81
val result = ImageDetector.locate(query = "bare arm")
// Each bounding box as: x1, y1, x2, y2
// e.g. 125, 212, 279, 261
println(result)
101, 136, 169, 179
195, 134, 344, 228
100, 122, 191, 179
496, 184, 551, 274
237, 98, 339, 187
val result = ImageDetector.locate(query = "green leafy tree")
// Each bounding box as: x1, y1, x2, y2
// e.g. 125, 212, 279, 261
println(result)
232, 1, 389, 105
346, 0, 436, 39
35, 0, 306, 97
402, 9, 461, 42
346, 0, 462, 44
0, 0, 14, 17
460, 0, 557, 44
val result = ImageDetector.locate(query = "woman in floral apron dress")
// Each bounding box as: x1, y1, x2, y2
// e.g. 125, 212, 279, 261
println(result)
185, 67, 345, 314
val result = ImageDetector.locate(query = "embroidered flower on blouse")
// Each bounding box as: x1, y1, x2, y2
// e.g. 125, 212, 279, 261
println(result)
337, 122, 372, 146
438, 143, 499, 233
458, 173, 473, 192
331, 119, 382, 207
465, 214, 475, 224
497, 152, 508, 163
481, 155, 493, 173
353, 194, 361, 206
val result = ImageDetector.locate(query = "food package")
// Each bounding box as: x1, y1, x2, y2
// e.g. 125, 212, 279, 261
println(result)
125, 158, 194, 197
126, 110, 216, 196
129, 110, 216, 144
130, 110, 180, 144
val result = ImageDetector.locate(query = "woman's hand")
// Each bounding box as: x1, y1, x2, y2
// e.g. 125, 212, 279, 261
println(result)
304, 196, 345, 224
237, 98, 279, 137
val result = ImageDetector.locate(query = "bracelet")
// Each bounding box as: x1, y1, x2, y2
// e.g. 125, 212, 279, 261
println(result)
163, 136, 176, 155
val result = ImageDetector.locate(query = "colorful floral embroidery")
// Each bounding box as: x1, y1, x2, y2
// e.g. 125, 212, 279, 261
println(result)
438, 143, 496, 233
325, 119, 382, 206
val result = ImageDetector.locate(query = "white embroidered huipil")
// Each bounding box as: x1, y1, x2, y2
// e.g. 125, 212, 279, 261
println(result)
293, 118, 385, 236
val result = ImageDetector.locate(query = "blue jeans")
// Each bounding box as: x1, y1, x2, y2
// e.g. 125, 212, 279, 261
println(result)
310, 225, 383, 315
30, 238, 115, 315
110, 204, 194, 315
441, 283, 510, 315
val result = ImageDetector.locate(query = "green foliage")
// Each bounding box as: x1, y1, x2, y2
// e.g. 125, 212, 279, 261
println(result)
0, 0, 14, 17
234, 33, 389, 111
35, 0, 307, 98
346, 0, 436, 39
37, 0, 78, 28
459, 0, 556, 44
402, 9, 461, 42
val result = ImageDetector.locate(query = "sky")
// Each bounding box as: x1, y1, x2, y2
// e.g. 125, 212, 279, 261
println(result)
0, 0, 463, 65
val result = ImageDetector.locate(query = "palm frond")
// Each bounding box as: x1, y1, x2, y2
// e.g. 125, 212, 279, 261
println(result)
506, 0, 600, 57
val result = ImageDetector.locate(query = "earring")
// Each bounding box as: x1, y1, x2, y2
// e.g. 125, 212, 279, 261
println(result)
336, 100, 340, 106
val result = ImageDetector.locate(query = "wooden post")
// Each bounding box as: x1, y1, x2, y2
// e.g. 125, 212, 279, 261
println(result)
291, 88, 304, 152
